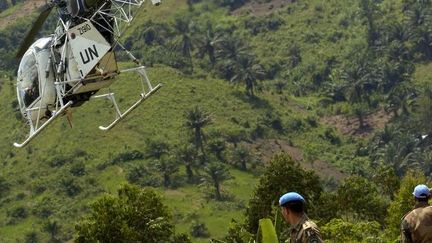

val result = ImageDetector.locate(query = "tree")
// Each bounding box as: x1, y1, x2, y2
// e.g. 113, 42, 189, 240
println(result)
207, 136, 226, 163
224, 128, 247, 148
216, 36, 251, 62
184, 106, 212, 154
195, 22, 220, 65
417, 86, 432, 135
335, 176, 388, 224
351, 102, 369, 129
24, 231, 38, 243
245, 153, 322, 233
75, 184, 176, 242
43, 220, 60, 242
145, 139, 170, 159
231, 146, 251, 171
0, 0, 9, 12
176, 144, 198, 183
215, 36, 252, 80
172, 17, 194, 73
230, 56, 265, 97
341, 51, 380, 105
154, 158, 179, 188
201, 162, 231, 200
385, 84, 416, 117
359, 0, 379, 47
321, 218, 382, 243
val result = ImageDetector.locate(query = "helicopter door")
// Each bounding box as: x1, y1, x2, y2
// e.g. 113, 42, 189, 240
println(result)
16, 38, 56, 121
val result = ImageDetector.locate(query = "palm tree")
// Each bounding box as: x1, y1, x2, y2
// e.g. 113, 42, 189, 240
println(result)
24, 231, 38, 243
224, 129, 246, 148
216, 36, 251, 62
176, 144, 198, 182
341, 59, 380, 105
385, 84, 417, 117
140, 21, 169, 46
172, 17, 194, 72
231, 146, 250, 171
43, 220, 60, 242
195, 22, 221, 65
417, 86, 432, 135
351, 102, 369, 129
230, 56, 265, 97
154, 158, 179, 188
145, 139, 169, 159
207, 137, 226, 162
184, 106, 212, 154
201, 162, 231, 200
414, 28, 432, 60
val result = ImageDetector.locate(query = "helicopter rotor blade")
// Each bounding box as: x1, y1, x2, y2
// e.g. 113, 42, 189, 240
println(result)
16, 4, 54, 58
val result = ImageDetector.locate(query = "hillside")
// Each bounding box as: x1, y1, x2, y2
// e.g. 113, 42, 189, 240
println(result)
0, 0, 431, 242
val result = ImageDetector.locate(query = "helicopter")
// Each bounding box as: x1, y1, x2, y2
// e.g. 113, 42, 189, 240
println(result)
14, 0, 162, 148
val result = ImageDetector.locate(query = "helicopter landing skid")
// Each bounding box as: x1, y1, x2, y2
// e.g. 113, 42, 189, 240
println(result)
93, 66, 162, 131
94, 84, 162, 131
13, 101, 74, 148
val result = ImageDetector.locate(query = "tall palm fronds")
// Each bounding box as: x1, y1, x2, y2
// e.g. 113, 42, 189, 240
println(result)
195, 22, 222, 65
216, 37, 251, 62
184, 106, 213, 154
230, 56, 265, 97
172, 17, 195, 72
201, 162, 231, 200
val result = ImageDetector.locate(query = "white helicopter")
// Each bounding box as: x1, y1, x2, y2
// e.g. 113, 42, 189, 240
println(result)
14, 0, 162, 148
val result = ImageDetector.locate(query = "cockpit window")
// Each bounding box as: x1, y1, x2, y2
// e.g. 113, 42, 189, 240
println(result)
17, 52, 39, 108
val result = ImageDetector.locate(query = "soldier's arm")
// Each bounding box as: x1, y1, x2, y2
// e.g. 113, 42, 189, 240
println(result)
305, 228, 323, 243
401, 219, 413, 243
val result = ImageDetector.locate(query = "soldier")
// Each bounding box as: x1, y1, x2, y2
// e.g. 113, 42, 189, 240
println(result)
279, 192, 323, 243
401, 184, 432, 243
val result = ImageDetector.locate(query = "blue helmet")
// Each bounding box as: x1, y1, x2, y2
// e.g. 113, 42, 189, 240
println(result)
279, 192, 305, 206
413, 184, 431, 199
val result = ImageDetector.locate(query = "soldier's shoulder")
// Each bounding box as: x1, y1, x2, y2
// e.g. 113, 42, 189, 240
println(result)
401, 209, 414, 221
302, 221, 322, 243
302, 219, 319, 230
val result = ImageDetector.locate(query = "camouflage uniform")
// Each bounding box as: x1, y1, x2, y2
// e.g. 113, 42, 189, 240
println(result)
401, 201, 432, 243
288, 214, 323, 243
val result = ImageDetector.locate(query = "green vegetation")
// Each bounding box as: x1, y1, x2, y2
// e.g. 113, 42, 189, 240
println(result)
0, 0, 432, 242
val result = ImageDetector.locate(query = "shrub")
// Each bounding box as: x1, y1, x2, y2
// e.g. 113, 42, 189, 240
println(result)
190, 221, 210, 238
59, 177, 81, 197
0, 176, 10, 198
8, 206, 28, 220
70, 161, 86, 176
49, 156, 70, 168
75, 184, 175, 242
111, 150, 144, 164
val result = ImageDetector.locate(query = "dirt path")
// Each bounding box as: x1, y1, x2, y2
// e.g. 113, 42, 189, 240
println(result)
0, 0, 45, 30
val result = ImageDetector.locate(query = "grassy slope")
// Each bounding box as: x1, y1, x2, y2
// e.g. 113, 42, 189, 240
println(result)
0, 0, 416, 241
0, 64, 265, 241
